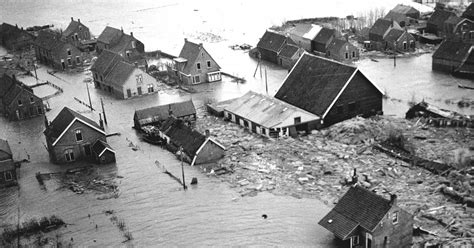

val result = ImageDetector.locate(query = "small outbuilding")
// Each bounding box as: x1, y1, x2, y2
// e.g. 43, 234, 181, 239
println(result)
133, 100, 196, 130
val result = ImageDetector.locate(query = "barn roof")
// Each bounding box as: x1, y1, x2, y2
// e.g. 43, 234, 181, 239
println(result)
105, 61, 136, 86
369, 19, 395, 39
90, 49, 124, 77
160, 117, 206, 157
134, 100, 196, 126
433, 40, 473, 63
278, 44, 301, 59
257, 30, 291, 53
391, 4, 419, 15
318, 185, 394, 240
312, 27, 336, 45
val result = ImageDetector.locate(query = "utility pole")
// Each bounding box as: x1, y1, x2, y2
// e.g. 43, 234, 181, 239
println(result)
101, 98, 107, 125
180, 146, 186, 190
86, 82, 93, 111
17, 185, 20, 247
265, 66, 268, 95
33, 61, 38, 82
393, 42, 397, 67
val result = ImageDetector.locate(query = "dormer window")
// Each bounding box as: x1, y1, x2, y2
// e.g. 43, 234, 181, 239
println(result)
75, 129, 83, 142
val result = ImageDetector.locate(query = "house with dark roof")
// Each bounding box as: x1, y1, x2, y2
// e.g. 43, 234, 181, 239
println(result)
462, 3, 474, 21
133, 100, 196, 130
33, 30, 83, 70
432, 40, 474, 74
275, 53, 384, 127
0, 139, 16, 187
277, 43, 305, 69
223, 91, 320, 138
447, 18, 474, 43
368, 19, 403, 50
319, 185, 413, 248
384, 4, 421, 27
44, 107, 115, 164
61, 17, 91, 48
158, 117, 225, 166
96, 26, 145, 66
256, 30, 295, 64
326, 39, 359, 63
90, 49, 158, 99
0, 72, 44, 121
426, 7, 457, 36
312, 27, 338, 54
285, 23, 322, 52
0, 23, 34, 51
173, 39, 221, 84
384, 29, 416, 52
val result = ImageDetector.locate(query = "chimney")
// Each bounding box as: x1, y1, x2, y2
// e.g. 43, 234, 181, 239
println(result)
199, 43, 203, 48
78, 18, 81, 23
184, 38, 188, 43
71, 17, 73, 21
130, 32, 133, 37
205, 129, 210, 138
121, 27, 123, 33
15, 24, 18, 28
351, 168, 358, 184
390, 194, 397, 206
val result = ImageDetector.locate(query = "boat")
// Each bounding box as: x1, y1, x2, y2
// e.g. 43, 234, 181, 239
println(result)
140, 125, 165, 145
458, 83, 474, 90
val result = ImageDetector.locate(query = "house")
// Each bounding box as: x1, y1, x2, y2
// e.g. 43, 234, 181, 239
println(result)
444, 15, 464, 37
43, 107, 115, 164
173, 39, 221, 84
285, 23, 322, 51
447, 18, 474, 43
33, 30, 83, 70
96, 26, 146, 67
0, 139, 16, 187
275, 53, 384, 128
0, 23, 34, 51
326, 39, 360, 63
61, 17, 91, 48
158, 117, 225, 166
277, 43, 305, 69
384, 29, 417, 52
432, 40, 473, 73
223, 91, 320, 138
384, 4, 421, 27
90, 49, 158, 99
0, 71, 44, 121
462, 3, 474, 21
368, 19, 403, 50
256, 30, 295, 64
133, 100, 197, 130
426, 7, 457, 36
318, 185, 413, 248
312, 27, 338, 55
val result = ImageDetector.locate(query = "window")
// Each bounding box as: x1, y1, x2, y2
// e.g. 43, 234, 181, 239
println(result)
392, 211, 399, 224
345, 52, 348, 59
207, 61, 211, 68
136, 74, 143, 84
351, 236, 360, 245
126, 51, 131, 57
261, 128, 266, 135
147, 84, 154, 93
194, 75, 200, 83
30, 97, 35, 103
64, 149, 75, 162
79, 26, 82, 31
67, 49, 71, 56
352, 51, 356, 58
37, 105, 43, 114
17, 99, 22, 106
74, 33, 78, 41
403, 41, 407, 50
76, 56, 80, 64
327, 51, 331, 56
137, 86, 142, 95
75, 129, 83, 142
196, 63, 201, 70
67, 58, 72, 66
294, 117, 301, 124
5, 171, 13, 181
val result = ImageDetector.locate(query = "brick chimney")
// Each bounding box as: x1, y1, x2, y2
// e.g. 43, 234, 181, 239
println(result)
390, 194, 397, 206
121, 27, 123, 33
78, 18, 81, 23
71, 17, 73, 21
199, 43, 203, 48
130, 32, 133, 37
351, 168, 358, 184
205, 129, 210, 138
184, 38, 188, 43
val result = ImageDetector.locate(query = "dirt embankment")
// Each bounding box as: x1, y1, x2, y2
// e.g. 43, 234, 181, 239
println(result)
195, 108, 473, 247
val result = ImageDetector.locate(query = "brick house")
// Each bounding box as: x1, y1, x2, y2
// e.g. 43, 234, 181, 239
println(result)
426, 7, 457, 37
0, 139, 16, 187
447, 18, 474, 43
368, 19, 403, 51
275, 53, 384, 128
173, 39, 221, 84
96, 26, 146, 67
256, 30, 295, 64
0, 23, 34, 51
34, 30, 83, 70
326, 39, 360, 63
44, 107, 115, 164
319, 185, 413, 248
133, 100, 196, 130
384, 29, 416, 52
61, 17, 91, 48
0, 71, 44, 121
158, 117, 225, 166
90, 49, 158, 99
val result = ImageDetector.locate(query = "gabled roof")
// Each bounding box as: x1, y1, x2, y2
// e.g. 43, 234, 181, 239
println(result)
0, 23, 32, 43
318, 185, 394, 240
44, 107, 105, 146
224, 91, 320, 129
433, 40, 473, 63
90, 49, 124, 77
134, 100, 196, 126
327, 39, 352, 53
287, 23, 322, 40
105, 61, 136, 86
92, 139, 115, 157
0, 139, 12, 161
97, 26, 122, 45
384, 11, 409, 25
390, 4, 419, 15
275, 53, 383, 118
369, 19, 395, 39
109, 33, 142, 55
457, 48, 474, 74
384, 29, 405, 43
62, 19, 88, 37
257, 30, 291, 53
159, 117, 206, 158
462, 3, 474, 20
34, 30, 63, 51
177, 39, 220, 75
428, 8, 457, 28
278, 44, 301, 59
0, 72, 17, 98
312, 27, 336, 45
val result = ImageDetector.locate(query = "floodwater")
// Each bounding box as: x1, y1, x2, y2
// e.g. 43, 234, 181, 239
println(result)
0, 0, 473, 246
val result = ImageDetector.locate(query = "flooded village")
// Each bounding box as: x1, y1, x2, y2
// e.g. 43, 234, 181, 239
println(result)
0, 0, 473, 247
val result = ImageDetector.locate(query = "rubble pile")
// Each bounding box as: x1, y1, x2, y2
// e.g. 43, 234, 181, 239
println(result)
195, 111, 473, 245
60, 167, 119, 198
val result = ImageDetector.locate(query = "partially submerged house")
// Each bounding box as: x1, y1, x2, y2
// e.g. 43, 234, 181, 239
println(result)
368, 19, 403, 50
0, 23, 34, 51
277, 43, 305, 69
133, 99, 196, 130
223, 91, 320, 138
158, 117, 225, 166
432, 40, 473, 74
96, 26, 146, 67
426, 7, 457, 36
61, 17, 91, 49
384, 4, 421, 27
0, 71, 44, 121
319, 185, 413, 248
44, 107, 115, 164
33, 30, 83, 70
275, 53, 384, 128
326, 39, 359, 63
90, 49, 158, 99
447, 18, 474, 43
285, 23, 322, 52
383, 29, 416, 52
256, 30, 295, 64
172, 39, 221, 84
312, 27, 338, 55
0, 139, 16, 187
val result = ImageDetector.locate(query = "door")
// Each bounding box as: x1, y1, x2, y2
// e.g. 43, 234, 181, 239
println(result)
137, 86, 142, 95
127, 89, 132, 98
366, 233, 372, 248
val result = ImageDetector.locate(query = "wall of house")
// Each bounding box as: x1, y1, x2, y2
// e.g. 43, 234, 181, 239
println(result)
258, 48, 279, 64
51, 43, 82, 70
432, 58, 461, 72
328, 44, 360, 62
371, 206, 413, 248
289, 35, 311, 51
96, 149, 115, 164
5, 90, 44, 121
324, 71, 383, 127
386, 33, 416, 52
452, 21, 474, 43
51, 121, 106, 164
120, 68, 158, 99
194, 140, 225, 165
65, 26, 91, 46
185, 47, 220, 84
